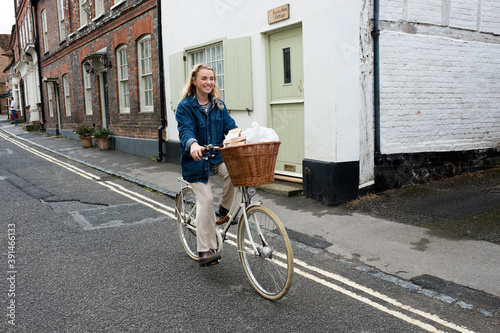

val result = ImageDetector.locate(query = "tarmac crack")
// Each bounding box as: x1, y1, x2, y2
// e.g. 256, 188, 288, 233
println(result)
41, 199, 108, 213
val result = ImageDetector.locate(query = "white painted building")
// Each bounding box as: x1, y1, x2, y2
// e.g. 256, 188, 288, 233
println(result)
10, 3, 42, 126
372, 0, 500, 190
162, 0, 500, 204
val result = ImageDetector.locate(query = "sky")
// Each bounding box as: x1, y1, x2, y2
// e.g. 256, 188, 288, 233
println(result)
0, 0, 16, 35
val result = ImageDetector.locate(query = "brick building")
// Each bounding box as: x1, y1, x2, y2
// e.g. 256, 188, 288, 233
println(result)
33, 0, 162, 155
0, 34, 12, 115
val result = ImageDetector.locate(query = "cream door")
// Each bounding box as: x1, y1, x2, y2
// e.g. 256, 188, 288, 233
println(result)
268, 26, 304, 177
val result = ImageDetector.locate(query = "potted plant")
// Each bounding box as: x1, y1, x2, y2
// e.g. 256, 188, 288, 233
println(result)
94, 128, 111, 151
76, 125, 94, 148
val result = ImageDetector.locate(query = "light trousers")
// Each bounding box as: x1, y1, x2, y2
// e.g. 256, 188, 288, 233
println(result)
190, 162, 235, 252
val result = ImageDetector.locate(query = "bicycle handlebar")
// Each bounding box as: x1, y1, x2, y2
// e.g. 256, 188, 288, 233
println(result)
201, 144, 221, 160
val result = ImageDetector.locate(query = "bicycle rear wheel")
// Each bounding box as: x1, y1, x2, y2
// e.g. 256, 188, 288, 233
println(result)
176, 186, 198, 260
237, 206, 294, 300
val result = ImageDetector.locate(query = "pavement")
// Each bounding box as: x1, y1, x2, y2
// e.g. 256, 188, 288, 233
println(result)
1, 120, 499, 316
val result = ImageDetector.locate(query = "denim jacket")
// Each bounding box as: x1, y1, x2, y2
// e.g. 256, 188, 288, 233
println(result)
176, 94, 237, 183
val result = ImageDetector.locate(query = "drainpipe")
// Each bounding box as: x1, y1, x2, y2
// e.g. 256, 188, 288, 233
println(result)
32, 0, 46, 129
156, 0, 167, 162
372, 0, 381, 163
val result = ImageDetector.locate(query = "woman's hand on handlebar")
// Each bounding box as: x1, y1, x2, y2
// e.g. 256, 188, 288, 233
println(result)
190, 142, 204, 161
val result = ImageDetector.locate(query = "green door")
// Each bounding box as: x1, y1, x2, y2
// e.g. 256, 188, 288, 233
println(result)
268, 26, 304, 177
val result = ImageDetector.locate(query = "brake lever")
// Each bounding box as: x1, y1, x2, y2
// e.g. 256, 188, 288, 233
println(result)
202, 144, 217, 160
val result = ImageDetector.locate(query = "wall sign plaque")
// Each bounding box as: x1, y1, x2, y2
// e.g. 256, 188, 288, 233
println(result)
268, 4, 290, 24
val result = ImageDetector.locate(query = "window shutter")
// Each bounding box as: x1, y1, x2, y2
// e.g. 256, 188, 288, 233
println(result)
169, 51, 186, 112
223, 36, 253, 111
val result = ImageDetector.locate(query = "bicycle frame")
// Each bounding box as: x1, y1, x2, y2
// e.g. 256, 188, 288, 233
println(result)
177, 177, 264, 256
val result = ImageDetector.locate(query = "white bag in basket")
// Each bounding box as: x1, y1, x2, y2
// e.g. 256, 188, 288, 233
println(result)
242, 122, 279, 144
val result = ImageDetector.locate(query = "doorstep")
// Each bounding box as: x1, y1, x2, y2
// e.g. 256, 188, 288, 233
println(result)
257, 179, 303, 197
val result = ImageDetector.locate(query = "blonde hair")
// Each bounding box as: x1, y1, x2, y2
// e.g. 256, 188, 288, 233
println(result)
181, 63, 224, 109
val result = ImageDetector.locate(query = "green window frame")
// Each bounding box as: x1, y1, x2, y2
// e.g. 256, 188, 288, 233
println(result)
187, 44, 225, 100
168, 36, 253, 112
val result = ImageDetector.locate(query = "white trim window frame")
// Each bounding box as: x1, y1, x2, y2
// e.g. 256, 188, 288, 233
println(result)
41, 9, 48, 53
56, 0, 65, 41
138, 35, 153, 112
83, 66, 92, 115
27, 7, 32, 43
80, 0, 88, 28
23, 78, 29, 109
47, 83, 54, 117
111, 0, 126, 11
63, 74, 71, 116
95, 0, 104, 19
116, 45, 130, 113
187, 43, 224, 101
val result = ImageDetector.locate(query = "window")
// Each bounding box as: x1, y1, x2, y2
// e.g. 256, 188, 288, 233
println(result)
116, 46, 130, 113
283, 47, 291, 84
95, 0, 104, 18
169, 37, 253, 112
113, 0, 126, 7
27, 7, 32, 43
138, 35, 153, 112
20, 21, 24, 49
56, 0, 65, 41
63, 75, 71, 116
13, 84, 20, 111
47, 83, 54, 117
80, 0, 88, 27
187, 44, 224, 100
83, 65, 92, 115
41, 10, 48, 53
23, 78, 29, 108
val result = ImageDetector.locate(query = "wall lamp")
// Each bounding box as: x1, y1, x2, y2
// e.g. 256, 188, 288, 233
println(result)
100, 54, 112, 69
83, 60, 94, 74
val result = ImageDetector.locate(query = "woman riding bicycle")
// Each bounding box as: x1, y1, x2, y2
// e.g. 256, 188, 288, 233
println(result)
176, 63, 237, 266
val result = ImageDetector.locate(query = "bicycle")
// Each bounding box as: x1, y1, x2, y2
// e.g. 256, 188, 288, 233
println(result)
175, 144, 294, 300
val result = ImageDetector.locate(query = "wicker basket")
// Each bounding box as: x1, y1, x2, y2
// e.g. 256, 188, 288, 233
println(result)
220, 141, 281, 187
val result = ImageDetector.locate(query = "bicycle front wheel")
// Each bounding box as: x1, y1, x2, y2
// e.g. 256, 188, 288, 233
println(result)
176, 186, 198, 260
237, 206, 294, 300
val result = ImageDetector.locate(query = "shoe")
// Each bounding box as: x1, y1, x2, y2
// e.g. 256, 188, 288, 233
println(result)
215, 205, 238, 225
198, 250, 221, 267
215, 214, 229, 225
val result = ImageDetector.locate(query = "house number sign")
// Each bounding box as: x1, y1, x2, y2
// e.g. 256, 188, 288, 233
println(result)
268, 4, 290, 24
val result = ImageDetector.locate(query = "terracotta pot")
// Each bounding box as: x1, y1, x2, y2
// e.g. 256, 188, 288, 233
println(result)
81, 137, 93, 148
96, 138, 110, 151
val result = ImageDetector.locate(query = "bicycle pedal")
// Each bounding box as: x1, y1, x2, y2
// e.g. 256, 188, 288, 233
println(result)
199, 259, 220, 267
